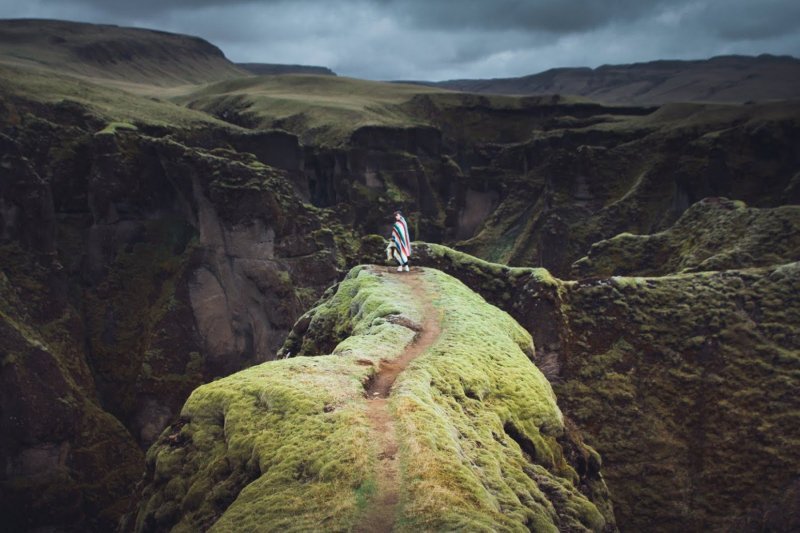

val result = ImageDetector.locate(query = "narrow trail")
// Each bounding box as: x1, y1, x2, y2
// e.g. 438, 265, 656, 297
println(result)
355, 267, 441, 533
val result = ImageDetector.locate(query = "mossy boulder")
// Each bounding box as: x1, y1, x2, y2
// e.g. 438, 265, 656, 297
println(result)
128, 266, 616, 531
572, 197, 800, 277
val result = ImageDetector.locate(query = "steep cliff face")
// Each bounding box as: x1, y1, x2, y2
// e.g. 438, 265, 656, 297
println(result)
0, 244, 144, 532
186, 76, 800, 277
542, 263, 800, 533
410, 243, 800, 532
2, 99, 350, 430
0, 93, 359, 530
128, 266, 616, 532
442, 101, 800, 276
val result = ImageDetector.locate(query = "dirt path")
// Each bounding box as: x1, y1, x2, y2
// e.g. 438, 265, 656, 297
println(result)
355, 267, 441, 533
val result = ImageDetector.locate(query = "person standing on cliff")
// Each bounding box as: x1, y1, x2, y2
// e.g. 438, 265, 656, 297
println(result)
390, 210, 411, 272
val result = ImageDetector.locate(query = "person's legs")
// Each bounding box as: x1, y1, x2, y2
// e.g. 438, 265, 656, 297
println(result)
395, 248, 408, 272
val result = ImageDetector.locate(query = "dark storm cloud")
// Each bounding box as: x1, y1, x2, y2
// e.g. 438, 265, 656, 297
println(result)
385, 0, 673, 33
30, 0, 671, 33
35, 0, 260, 17
37, 0, 800, 38
697, 0, 800, 40
1, 0, 799, 80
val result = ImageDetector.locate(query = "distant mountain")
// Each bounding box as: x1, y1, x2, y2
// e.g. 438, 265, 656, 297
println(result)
237, 63, 336, 77
427, 55, 800, 104
0, 18, 249, 87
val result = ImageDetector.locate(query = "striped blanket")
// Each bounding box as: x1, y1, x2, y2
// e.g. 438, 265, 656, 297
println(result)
391, 214, 412, 265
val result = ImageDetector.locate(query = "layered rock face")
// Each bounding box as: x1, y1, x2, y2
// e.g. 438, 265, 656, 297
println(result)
197, 87, 800, 278
128, 266, 616, 532
411, 242, 800, 532
0, 98, 351, 530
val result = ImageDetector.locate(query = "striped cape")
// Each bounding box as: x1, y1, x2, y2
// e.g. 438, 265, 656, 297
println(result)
391, 215, 412, 263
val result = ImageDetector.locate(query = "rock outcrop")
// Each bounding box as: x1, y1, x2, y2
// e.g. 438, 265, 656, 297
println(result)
572, 197, 800, 277
0, 90, 357, 530
128, 266, 616, 532
411, 242, 800, 532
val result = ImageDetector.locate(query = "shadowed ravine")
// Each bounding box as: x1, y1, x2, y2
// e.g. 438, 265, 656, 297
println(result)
356, 268, 442, 533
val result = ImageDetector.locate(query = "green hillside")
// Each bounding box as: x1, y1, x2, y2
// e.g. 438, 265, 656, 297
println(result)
0, 19, 248, 89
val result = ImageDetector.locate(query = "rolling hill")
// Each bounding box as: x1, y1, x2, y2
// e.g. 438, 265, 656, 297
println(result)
237, 62, 336, 77
426, 54, 800, 104
0, 18, 249, 89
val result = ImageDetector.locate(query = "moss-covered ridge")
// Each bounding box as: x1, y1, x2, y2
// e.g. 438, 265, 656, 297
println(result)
128, 267, 417, 531
389, 268, 613, 532
130, 266, 615, 531
572, 197, 800, 277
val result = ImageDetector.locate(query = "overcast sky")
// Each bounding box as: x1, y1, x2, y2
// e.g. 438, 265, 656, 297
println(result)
2, 0, 799, 80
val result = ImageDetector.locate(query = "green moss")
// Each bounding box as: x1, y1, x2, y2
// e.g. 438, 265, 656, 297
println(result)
391, 269, 606, 531
132, 266, 613, 531
135, 266, 420, 531
354, 479, 377, 510
288, 265, 421, 357
574, 199, 800, 277
551, 263, 800, 531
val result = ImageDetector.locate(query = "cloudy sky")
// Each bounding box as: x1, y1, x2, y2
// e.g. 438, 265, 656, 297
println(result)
1, 0, 799, 80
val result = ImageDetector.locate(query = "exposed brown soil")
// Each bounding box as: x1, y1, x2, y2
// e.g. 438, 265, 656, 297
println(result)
356, 267, 441, 533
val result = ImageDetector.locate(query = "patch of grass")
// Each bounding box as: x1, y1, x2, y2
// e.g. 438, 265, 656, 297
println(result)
96, 121, 138, 135
0, 63, 238, 130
